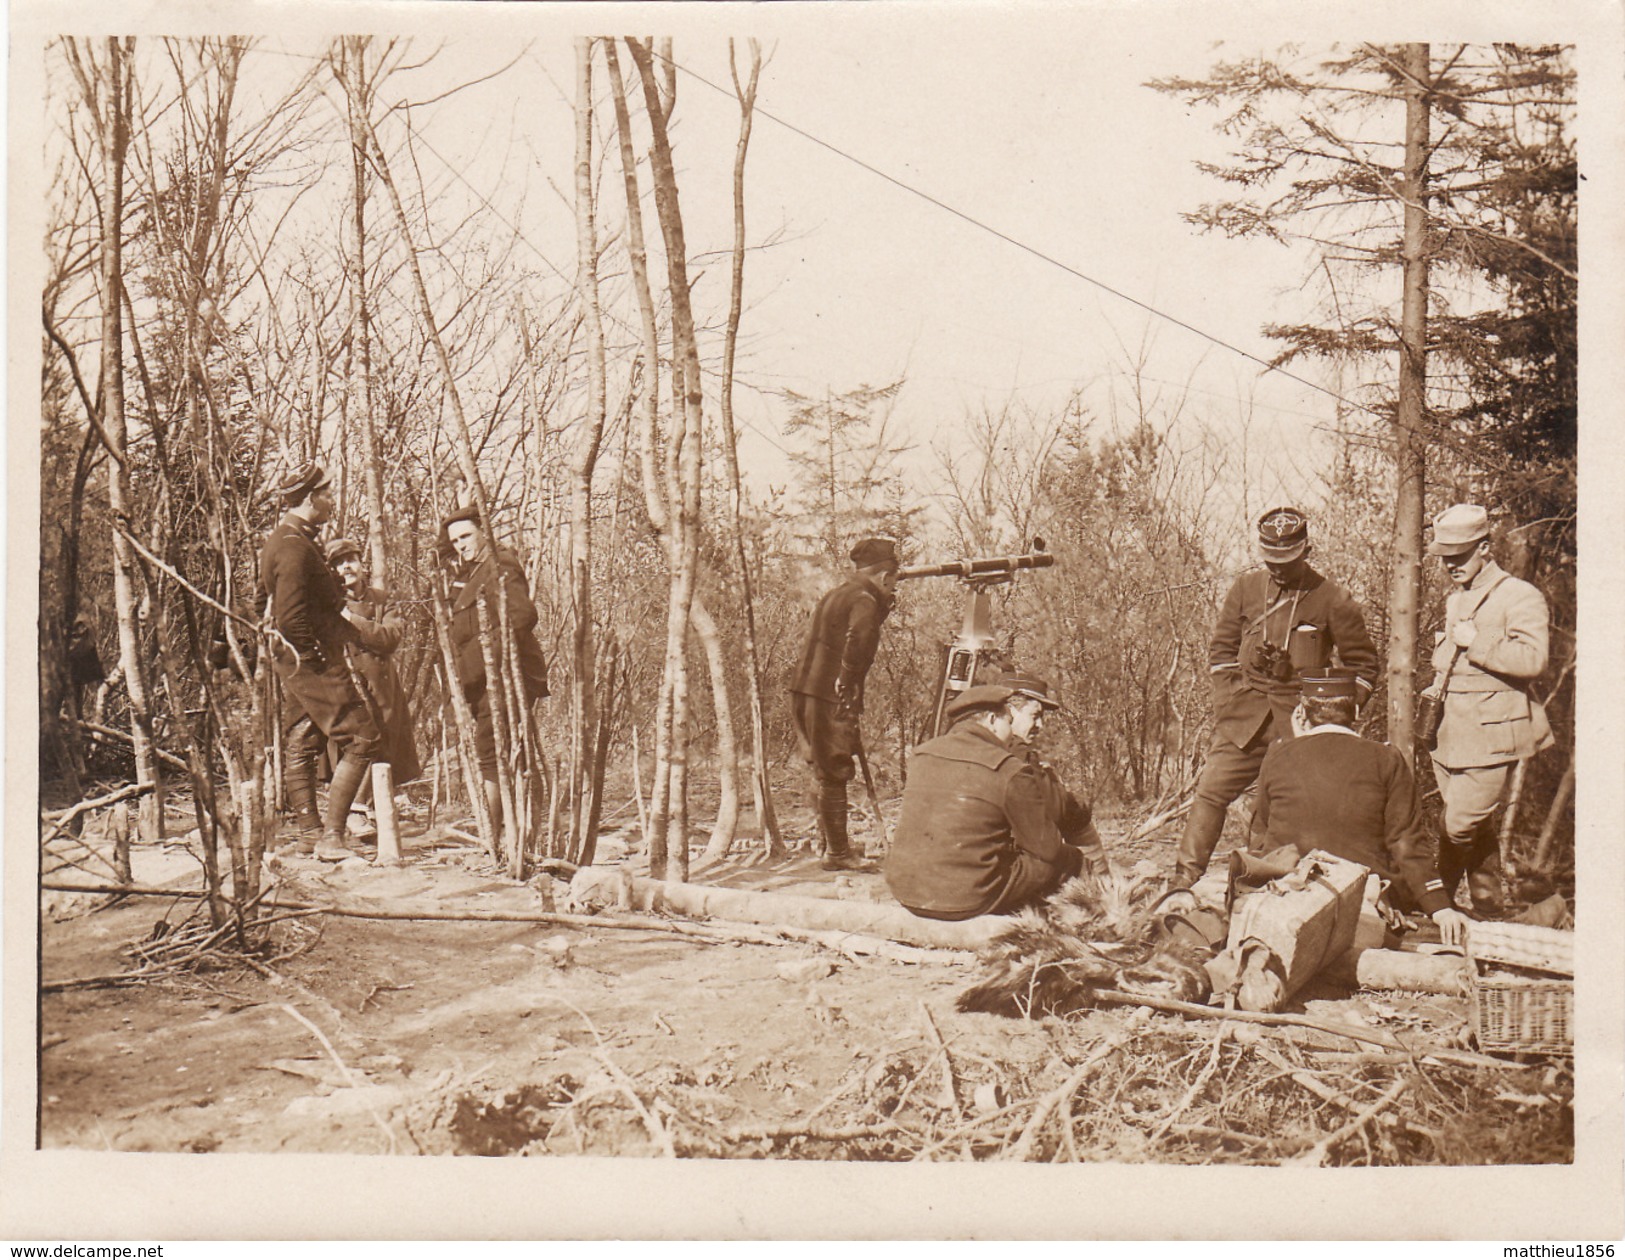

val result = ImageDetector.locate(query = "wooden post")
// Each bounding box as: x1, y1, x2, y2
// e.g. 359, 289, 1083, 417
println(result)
373, 762, 400, 865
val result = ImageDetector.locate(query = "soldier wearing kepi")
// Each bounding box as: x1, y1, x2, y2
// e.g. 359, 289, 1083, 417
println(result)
261, 464, 393, 862
1251, 669, 1470, 946
1421, 504, 1553, 916
886, 685, 1085, 920
996, 669, 1112, 877
1173, 506, 1379, 888
789, 537, 900, 871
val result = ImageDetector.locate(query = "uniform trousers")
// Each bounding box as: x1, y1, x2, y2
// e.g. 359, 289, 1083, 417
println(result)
1432, 760, 1514, 897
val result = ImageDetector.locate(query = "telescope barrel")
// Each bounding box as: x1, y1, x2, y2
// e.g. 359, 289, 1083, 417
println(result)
895, 550, 1055, 582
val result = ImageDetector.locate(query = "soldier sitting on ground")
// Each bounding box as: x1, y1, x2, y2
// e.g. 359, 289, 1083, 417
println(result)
1250, 668, 1471, 947
885, 684, 1087, 920
996, 668, 1112, 878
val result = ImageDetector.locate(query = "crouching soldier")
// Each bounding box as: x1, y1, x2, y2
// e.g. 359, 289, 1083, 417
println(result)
1251, 669, 1471, 947
886, 685, 1086, 920
997, 669, 1112, 877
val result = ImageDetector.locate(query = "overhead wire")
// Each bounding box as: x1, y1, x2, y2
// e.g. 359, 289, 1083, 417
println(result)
373, 42, 1387, 449
643, 43, 1389, 424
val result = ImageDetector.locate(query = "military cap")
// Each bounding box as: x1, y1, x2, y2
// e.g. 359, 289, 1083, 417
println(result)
1299, 666, 1360, 702
277, 461, 330, 505
1257, 506, 1309, 562
945, 684, 1015, 723
1426, 503, 1490, 556
324, 536, 362, 565
997, 669, 1062, 710
441, 504, 484, 534
849, 536, 900, 569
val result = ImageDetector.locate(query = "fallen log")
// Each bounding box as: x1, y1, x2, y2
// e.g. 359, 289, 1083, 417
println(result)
38, 879, 968, 963
568, 867, 1005, 952
1326, 948, 1473, 995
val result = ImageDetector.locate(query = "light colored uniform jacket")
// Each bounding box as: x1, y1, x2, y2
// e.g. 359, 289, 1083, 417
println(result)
1429, 560, 1554, 769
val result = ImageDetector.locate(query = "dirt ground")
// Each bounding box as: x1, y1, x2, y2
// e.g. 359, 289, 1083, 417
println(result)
36, 787, 1574, 1163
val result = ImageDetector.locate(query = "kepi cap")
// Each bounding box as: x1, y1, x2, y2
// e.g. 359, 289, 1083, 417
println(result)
945, 684, 1014, 723
278, 461, 330, 505
324, 536, 362, 565
850, 537, 900, 569
1427, 503, 1490, 556
1257, 506, 1309, 562
997, 669, 1062, 710
1299, 666, 1360, 702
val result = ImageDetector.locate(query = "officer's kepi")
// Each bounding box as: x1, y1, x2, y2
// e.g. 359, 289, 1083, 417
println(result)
1257, 506, 1309, 562
1299, 667, 1360, 701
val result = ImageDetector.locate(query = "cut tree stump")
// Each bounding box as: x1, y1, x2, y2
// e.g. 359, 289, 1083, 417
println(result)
568, 867, 1005, 952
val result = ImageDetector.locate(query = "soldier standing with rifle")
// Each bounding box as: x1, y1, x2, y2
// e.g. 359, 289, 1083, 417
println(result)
790, 537, 900, 871
261, 463, 393, 862
1173, 507, 1379, 889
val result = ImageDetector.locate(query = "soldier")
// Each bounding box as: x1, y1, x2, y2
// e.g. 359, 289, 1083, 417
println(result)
1251, 669, 1470, 946
261, 463, 393, 861
996, 669, 1112, 877
325, 536, 421, 796
789, 537, 900, 871
443, 506, 550, 839
1421, 504, 1553, 916
885, 685, 1085, 920
1174, 506, 1379, 888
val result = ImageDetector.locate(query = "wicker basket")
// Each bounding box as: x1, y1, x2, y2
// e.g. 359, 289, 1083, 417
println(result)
1470, 971, 1574, 1057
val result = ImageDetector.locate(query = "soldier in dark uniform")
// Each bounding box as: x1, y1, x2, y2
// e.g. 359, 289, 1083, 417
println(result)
1174, 507, 1379, 888
1251, 669, 1470, 946
996, 669, 1111, 877
789, 537, 900, 871
325, 536, 421, 794
443, 506, 549, 838
261, 464, 394, 861
886, 684, 1086, 920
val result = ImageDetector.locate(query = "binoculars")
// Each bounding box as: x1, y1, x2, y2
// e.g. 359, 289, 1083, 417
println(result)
1252, 624, 1328, 683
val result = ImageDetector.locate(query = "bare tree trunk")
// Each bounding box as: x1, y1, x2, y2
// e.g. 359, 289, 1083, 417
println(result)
605, 40, 675, 875
568, 37, 609, 862
626, 38, 705, 883
361, 113, 494, 541
93, 38, 164, 841
339, 37, 389, 579
1387, 43, 1431, 759
705, 37, 780, 861
692, 599, 740, 859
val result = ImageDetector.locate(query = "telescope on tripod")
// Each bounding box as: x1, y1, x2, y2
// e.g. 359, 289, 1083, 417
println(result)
896, 539, 1057, 737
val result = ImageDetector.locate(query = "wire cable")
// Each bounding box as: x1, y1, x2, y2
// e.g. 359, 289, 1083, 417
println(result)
645, 44, 1387, 422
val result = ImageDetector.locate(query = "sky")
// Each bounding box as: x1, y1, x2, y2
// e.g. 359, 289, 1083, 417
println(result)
22, 3, 1601, 541
377, 21, 1356, 520
78, 13, 1395, 540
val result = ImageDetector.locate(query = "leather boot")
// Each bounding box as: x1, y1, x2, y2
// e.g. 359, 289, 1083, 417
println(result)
1466, 838, 1507, 919
1173, 799, 1227, 888
817, 777, 873, 870
318, 753, 371, 862
1436, 836, 1469, 906
283, 723, 321, 835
